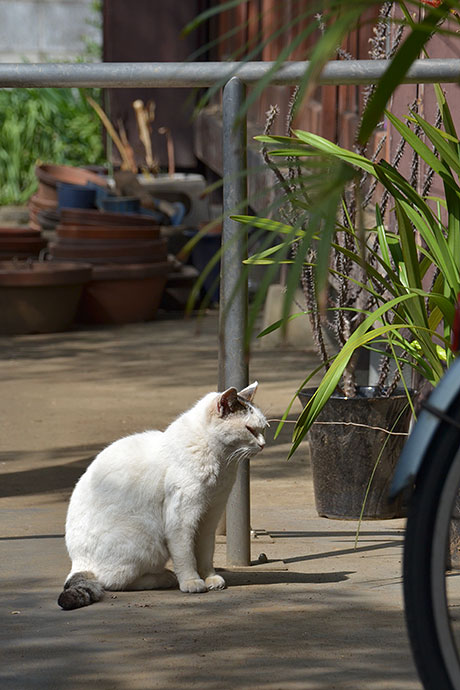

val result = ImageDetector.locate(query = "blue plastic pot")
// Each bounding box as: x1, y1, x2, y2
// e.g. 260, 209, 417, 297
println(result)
100, 196, 141, 214
57, 183, 97, 210
85, 181, 111, 209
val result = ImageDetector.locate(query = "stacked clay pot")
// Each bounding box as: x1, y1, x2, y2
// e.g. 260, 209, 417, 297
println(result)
49, 208, 167, 265
0, 226, 47, 259
48, 208, 169, 325
29, 164, 107, 230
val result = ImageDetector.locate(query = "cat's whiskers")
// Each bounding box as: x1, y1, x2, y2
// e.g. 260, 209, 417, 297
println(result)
226, 446, 253, 466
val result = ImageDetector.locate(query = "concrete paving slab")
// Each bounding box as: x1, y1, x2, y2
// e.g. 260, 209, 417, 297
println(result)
0, 312, 421, 689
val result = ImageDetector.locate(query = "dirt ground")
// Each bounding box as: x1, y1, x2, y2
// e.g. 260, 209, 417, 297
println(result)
0, 311, 421, 689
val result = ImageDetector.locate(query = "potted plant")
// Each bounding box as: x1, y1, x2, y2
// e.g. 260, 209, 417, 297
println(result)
234, 85, 459, 519
184, 0, 460, 519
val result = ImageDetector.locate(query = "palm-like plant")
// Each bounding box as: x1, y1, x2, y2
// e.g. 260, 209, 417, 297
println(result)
187, 1, 453, 146
187, 1, 460, 457
236, 88, 459, 454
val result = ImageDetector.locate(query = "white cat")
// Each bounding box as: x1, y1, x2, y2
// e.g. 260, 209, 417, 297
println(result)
58, 382, 267, 609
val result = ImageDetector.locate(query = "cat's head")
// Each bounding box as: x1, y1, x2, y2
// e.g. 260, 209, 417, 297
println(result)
211, 381, 268, 458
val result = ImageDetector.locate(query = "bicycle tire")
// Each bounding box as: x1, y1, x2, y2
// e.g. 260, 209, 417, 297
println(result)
404, 400, 460, 690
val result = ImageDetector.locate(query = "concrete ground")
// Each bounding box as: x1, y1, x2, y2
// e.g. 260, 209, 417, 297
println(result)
0, 311, 421, 689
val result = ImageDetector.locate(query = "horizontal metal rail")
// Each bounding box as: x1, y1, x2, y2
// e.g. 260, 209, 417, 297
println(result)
0, 58, 459, 88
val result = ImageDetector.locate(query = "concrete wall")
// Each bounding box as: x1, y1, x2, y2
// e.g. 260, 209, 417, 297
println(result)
0, 0, 101, 62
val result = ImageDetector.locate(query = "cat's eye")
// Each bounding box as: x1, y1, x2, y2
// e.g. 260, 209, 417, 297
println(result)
246, 425, 259, 439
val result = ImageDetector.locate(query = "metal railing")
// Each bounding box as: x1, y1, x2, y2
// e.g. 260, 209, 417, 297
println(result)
2, 58, 460, 567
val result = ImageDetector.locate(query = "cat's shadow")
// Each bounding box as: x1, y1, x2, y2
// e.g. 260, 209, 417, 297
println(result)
219, 568, 352, 586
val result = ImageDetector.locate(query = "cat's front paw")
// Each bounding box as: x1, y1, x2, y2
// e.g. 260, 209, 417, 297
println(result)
205, 574, 226, 591
179, 577, 207, 593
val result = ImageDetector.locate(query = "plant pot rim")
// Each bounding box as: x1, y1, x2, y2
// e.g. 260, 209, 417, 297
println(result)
57, 182, 98, 192
29, 194, 58, 210
56, 224, 161, 236
0, 260, 92, 286
102, 195, 139, 203
60, 208, 159, 227
55, 236, 160, 246
0, 227, 42, 237
89, 261, 170, 282
36, 164, 107, 189
0, 237, 47, 249
49, 239, 166, 259
299, 385, 414, 401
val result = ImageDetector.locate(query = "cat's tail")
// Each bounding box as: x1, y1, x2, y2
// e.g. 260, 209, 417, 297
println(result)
58, 571, 104, 610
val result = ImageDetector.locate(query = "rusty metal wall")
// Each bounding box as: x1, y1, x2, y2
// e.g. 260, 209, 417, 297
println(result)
213, 0, 380, 145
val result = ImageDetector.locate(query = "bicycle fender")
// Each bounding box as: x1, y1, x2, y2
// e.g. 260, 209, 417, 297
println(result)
389, 357, 460, 499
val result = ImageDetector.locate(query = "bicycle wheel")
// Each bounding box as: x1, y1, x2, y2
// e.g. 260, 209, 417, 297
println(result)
404, 401, 460, 690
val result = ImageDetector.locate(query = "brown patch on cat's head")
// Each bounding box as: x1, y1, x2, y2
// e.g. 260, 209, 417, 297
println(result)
216, 382, 259, 417
216, 387, 246, 417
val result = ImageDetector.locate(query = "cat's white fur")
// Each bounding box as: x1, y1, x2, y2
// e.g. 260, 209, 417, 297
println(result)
60, 382, 267, 606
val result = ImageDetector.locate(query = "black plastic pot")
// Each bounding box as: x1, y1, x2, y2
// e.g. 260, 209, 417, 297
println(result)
298, 386, 413, 520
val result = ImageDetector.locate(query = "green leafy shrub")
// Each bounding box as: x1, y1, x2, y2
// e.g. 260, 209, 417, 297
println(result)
0, 87, 105, 205
235, 87, 460, 455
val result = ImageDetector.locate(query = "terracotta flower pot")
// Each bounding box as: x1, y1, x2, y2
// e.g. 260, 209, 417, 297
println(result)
0, 260, 92, 335
0, 228, 47, 259
36, 182, 59, 203
56, 225, 161, 241
36, 164, 107, 203
29, 194, 58, 211
0, 236, 47, 252
77, 261, 169, 325
60, 208, 159, 227
0, 226, 42, 238
49, 238, 167, 263
28, 194, 59, 231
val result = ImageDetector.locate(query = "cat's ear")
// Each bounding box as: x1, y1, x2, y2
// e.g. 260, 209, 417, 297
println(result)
238, 381, 258, 403
217, 387, 239, 416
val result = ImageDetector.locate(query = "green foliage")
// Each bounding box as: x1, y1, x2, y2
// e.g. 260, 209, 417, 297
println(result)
0, 87, 105, 205
186, 1, 460, 469
239, 101, 460, 455
358, 1, 452, 143
187, 1, 459, 142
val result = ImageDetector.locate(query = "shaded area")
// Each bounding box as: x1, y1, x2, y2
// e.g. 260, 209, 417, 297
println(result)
283, 539, 403, 564
223, 569, 353, 586
0, 316, 319, 389
1, 574, 419, 690
0, 313, 420, 689
0, 447, 99, 498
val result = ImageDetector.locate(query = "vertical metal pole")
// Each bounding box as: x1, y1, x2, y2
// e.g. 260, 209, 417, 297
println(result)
219, 77, 250, 567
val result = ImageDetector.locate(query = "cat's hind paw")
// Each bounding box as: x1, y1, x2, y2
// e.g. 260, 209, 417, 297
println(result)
205, 574, 226, 591
179, 577, 207, 593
